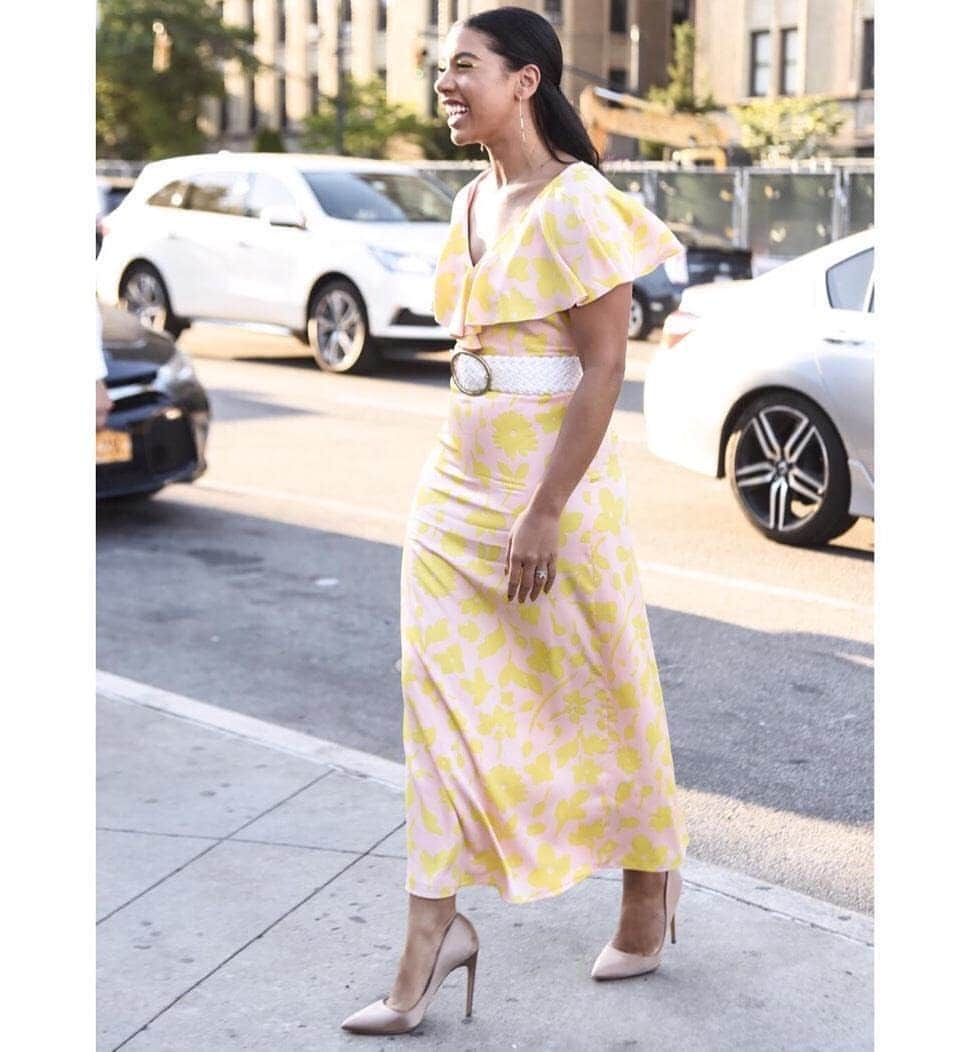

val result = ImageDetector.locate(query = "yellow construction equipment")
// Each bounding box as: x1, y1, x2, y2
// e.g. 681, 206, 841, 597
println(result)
578, 86, 737, 168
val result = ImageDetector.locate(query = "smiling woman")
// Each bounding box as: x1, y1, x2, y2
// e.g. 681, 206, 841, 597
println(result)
340, 7, 691, 1037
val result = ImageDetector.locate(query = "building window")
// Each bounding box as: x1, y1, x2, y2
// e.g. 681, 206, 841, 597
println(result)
780, 28, 798, 95
608, 68, 627, 91
429, 0, 438, 28
309, 0, 318, 23
750, 30, 771, 96
861, 19, 874, 90
609, 0, 627, 34
309, 74, 319, 114
377, 0, 387, 31
544, 0, 563, 25
377, 67, 387, 85
219, 92, 229, 134
278, 73, 287, 129
246, 0, 254, 28
450, 0, 458, 22
277, 2, 286, 44
671, 0, 690, 25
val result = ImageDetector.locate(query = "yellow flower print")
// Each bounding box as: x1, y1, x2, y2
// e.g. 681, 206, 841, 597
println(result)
554, 788, 590, 834
615, 682, 638, 709
615, 781, 633, 804
498, 660, 544, 695
527, 843, 572, 893
501, 288, 539, 318
458, 621, 481, 642
420, 844, 460, 880
506, 256, 531, 281
524, 752, 554, 784
493, 411, 538, 458
617, 745, 642, 774
620, 835, 669, 870
485, 764, 529, 810
465, 506, 506, 531
478, 706, 517, 740
649, 806, 673, 833
535, 404, 567, 434
479, 623, 506, 659
562, 690, 587, 724
594, 489, 625, 534
590, 601, 617, 624
435, 642, 465, 675
414, 550, 458, 598
646, 717, 664, 754
459, 666, 490, 705
440, 531, 467, 558
527, 639, 566, 679
420, 801, 445, 836
568, 818, 607, 849
572, 757, 604, 784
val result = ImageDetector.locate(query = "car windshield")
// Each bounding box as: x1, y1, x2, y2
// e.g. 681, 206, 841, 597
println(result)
301, 170, 452, 222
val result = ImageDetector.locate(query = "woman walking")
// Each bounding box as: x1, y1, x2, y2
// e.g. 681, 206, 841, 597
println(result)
342, 7, 689, 1035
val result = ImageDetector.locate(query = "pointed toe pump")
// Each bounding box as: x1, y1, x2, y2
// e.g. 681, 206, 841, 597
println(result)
340, 912, 480, 1035
591, 868, 683, 981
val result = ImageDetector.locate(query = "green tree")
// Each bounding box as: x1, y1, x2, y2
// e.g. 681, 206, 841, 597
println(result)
254, 126, 287, 152
729, 96, 846, 161
97, 0, 259, 159
301, 76, 461, 159
648, 22, 716, 114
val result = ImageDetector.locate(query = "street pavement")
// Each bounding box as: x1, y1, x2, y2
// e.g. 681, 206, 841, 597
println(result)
97, 671, 873, 1051
97, 325, 874, 913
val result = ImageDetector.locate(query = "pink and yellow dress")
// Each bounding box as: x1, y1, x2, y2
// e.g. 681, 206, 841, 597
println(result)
400, 160, 689, 903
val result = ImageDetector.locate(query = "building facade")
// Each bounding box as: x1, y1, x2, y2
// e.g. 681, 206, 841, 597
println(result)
692, 0, 874, 155
203, 1, 682, 151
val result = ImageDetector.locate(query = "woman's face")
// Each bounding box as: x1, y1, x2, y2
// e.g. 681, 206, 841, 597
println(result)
434, 25, 529, 147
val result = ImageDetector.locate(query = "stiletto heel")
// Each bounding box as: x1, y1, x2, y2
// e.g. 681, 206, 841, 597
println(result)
464, 949, 478, 1018
341, 912, 480, 1034
590, 868, 684, 980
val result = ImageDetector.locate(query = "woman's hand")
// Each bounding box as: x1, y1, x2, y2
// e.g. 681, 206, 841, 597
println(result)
505, 503, 559, 602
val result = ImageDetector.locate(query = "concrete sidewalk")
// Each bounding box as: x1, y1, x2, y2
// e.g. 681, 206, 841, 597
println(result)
96, 671, 873, 1051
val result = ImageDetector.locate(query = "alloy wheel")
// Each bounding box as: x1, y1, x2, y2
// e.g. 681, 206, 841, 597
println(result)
313, 288, 366, 368
122, 270, 168, 332
732, 405, 830, 533
628, 296, 645, 340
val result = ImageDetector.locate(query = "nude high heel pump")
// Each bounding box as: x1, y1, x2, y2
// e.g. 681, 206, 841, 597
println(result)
340, 912, 480, 1035
590, 868, 682, 980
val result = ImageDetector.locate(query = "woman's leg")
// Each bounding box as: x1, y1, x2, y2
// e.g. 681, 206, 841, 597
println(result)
386, 892, 459, 1011
611, 870, 670, 955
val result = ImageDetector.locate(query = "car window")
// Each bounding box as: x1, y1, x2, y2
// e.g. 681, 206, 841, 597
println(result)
146, 180, 188, 208
184, 172, 249, 216
246, 173, 298, 218
826, 248, 874, 310
301, 170, 452, 222
867, 284, 875, 313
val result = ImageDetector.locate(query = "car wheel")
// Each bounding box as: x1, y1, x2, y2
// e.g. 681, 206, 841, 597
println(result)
628, 290, 649, 341
308, 279, 382, 374
120, 264, 188, 340
725, 392, 853, 547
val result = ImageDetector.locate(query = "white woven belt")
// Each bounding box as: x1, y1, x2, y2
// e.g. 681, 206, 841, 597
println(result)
450, 350, 583, 396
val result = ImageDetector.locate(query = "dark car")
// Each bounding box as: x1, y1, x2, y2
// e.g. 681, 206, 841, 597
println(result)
97, 305, 210, 500
96, 176, 135, 256
629, 223, 752, 340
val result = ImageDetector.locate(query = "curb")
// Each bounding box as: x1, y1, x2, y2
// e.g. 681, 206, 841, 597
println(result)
97, 669, 873, 947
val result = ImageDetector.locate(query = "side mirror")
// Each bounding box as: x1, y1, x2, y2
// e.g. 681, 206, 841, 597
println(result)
260, 204, 305, 229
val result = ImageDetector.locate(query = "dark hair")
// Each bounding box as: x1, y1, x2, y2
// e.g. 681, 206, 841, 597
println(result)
463, 6, 601, 170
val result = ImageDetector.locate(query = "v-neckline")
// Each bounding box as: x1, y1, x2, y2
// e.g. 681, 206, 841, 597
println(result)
464, 161, 583, 270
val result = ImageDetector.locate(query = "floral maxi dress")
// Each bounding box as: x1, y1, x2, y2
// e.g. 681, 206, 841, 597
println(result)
400, 161, 690, 904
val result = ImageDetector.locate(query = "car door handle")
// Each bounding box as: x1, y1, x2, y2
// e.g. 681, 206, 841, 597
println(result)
823, 334, 865, 346
236, 240, 253, 248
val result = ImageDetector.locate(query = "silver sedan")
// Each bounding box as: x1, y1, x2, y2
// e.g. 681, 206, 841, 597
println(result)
642, 229, 874, 547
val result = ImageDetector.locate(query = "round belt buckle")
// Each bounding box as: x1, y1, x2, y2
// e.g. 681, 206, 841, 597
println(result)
451, 350, 491, 396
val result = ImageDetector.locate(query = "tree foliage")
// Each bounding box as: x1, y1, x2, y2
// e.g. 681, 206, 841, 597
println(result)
648, 22, 716, 114
729, 96, 846, 161
97, 0, 258, 159
301, 76, 461, 160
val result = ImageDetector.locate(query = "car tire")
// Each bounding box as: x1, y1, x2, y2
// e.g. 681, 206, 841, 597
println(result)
725, 392, 853, 547
307, 279, 382, 374
120, 263, 189, 340
628, 289, 649, 341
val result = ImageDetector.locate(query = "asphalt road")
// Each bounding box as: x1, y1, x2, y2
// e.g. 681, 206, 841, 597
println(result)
96, 323, 874, 913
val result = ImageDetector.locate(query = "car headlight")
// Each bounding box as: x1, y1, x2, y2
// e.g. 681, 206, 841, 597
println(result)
155, 350, 197, 387
663, 249, 690, 286
367, 245, 436, 274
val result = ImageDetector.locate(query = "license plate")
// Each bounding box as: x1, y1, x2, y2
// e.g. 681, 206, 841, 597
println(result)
96, 429, 133, 465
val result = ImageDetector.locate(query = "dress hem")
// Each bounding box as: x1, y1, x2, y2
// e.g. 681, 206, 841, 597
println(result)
405, 853, 687, 906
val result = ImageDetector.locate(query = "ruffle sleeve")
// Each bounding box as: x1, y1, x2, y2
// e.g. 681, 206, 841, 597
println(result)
433, 163, 684, 350
536, 167, 684, 309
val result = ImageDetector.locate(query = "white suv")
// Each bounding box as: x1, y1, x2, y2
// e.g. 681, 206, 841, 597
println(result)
95, 153, 455, 373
